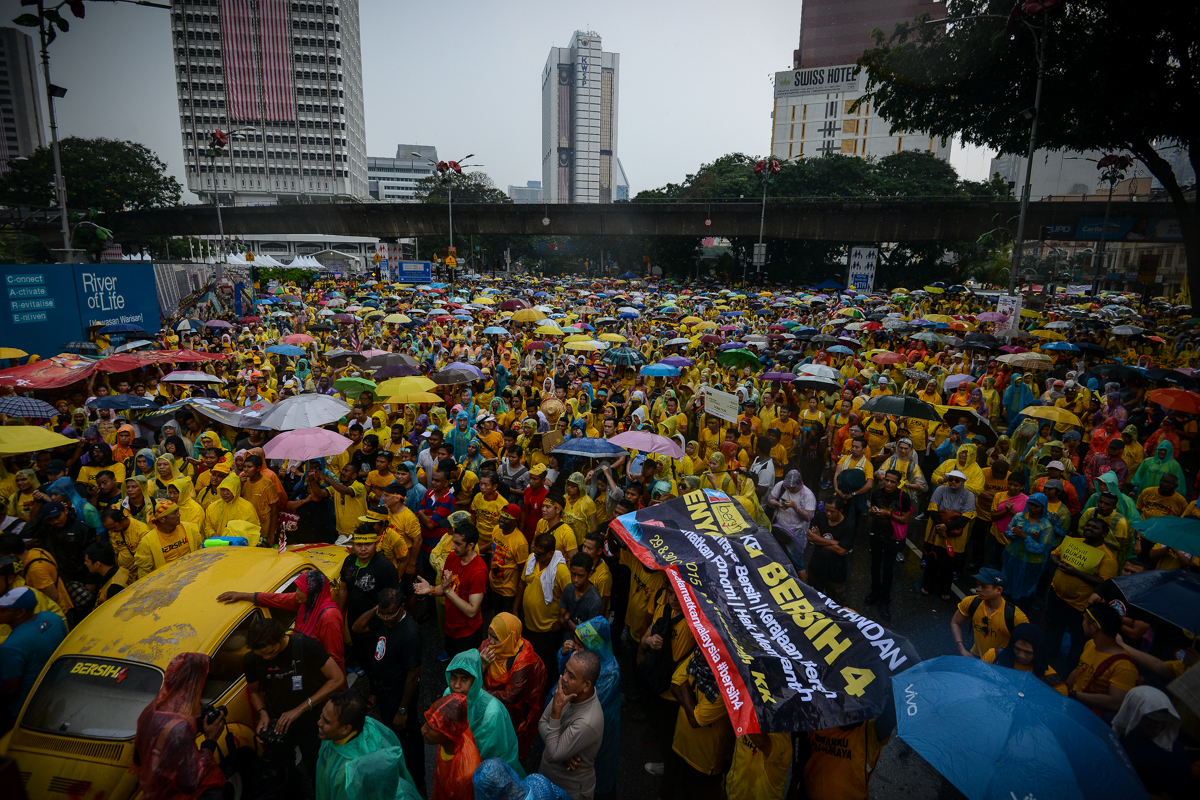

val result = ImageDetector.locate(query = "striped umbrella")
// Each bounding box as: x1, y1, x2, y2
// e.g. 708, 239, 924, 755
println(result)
551, 437, 629, 459
0, 396, 58, 418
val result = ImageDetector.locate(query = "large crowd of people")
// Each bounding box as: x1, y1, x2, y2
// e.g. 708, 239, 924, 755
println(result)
0, 271, 1197, 800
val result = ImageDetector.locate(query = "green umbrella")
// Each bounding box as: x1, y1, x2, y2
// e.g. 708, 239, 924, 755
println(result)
333, 377, 378, 399
716, 348, 761, 370
1133, 516, 1200, 554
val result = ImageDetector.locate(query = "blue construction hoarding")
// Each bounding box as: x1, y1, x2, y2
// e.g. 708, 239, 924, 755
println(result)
2, 264, 160, 357
395, 261, 432, 283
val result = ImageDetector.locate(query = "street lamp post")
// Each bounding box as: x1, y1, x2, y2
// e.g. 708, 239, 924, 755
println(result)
410, 151, 479, 291
749, 158, 781, 287
1007, 19, 1050, 298
33, 0, 72, 261
205, 126, 255, 261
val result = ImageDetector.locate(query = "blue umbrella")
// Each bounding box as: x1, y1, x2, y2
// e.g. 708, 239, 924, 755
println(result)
619, 312, 639, 320
265, 344, 305, 357
483, 326, 509, 335
1041, 341, 1081, 352
895, 656, 1148, 800
551, 437, 629, 459
640, 363, 680, 377
97, 323, 148, 335
827, 345, 854, 354
0, 396, 58, 418
1112, 568, 1200, 634
175, 318, 204, 331
86, 394, 159, 411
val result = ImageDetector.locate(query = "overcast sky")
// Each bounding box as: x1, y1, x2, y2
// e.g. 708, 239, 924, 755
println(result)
13, 0, 992, 202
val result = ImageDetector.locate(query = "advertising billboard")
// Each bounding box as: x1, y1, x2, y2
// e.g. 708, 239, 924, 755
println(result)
2, 263, 160, 357
774, 64, 860, 98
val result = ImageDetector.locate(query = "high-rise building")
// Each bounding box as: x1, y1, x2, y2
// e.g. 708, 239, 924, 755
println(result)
0, 27, 45, 174
615, 158, 629, 201
770, 0, 949, 163
369, 145, 438, 202
541, 30, 619, 204
507, 181, 542, 203
171, 0, 368, 206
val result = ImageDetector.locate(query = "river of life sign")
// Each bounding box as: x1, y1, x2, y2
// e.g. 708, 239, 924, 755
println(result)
847, 248, 878, 292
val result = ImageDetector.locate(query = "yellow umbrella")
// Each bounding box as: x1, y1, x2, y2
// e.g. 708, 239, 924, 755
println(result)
535, 326, 564, 336
0, 426, 79, 456
472, 296, 496, 305
0, 348, 28, 359
376, 376, 437, 395
385, 392, 446, 405
1019, 405, 1081, 426
382, 313, 411, 324
511, 308, 547, 323
923, 286, 945, 294
564, 334, 593, 343
1031, 329, 1065, 341
599, 333, 627, 343
694, 320, 718, 330
565, 340, 604, 351
1020, 309, 1041, 319
362, 310, 384, 318
681, 316, 702, 325
923, 314, 955, 324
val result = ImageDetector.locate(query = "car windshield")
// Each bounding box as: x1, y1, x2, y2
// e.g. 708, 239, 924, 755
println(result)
22, 657, 163, 740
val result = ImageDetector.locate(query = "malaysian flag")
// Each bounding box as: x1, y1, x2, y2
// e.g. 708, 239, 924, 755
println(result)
277, 533, 287, 553
220, 0, 296, 123
349, 326, 361, 353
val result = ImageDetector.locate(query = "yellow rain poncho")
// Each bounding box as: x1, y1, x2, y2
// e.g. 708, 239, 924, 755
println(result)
202, 473, 260, 539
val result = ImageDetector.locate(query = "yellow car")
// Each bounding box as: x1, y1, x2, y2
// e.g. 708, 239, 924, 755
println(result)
2, 544, 347, 800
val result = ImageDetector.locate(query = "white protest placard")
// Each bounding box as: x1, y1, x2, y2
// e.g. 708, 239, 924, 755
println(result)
703, 387, 739, 424
996, 294, 1023, 331
847, 247, 878, 292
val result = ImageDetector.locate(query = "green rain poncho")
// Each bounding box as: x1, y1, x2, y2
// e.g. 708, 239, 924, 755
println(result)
315, 716, 422, 800
442, 649, 523, 776
1081, 471, 1142, 525
1131, 439, 1186, 498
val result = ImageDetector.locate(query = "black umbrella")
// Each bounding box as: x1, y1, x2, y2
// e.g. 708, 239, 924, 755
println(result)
939, 405, 999, 448
307, 323, 335, 332
962, 341, 999, 352
1113, 569, 1200, 635
365, 352, 418, 368
1094, 365, 1146, 383
86, 394, 158, 411
1075, 343, 1109, 355
373, 364, 424, 379
325, 348, 367, 363
964, 332, 999, 344
431, 368, 478, 385
812, 333, 841, 344
1142, 368, 1199, 390
61, 340, 99, 352
859, 394, 944, 424
602, 347, 646, 367
794, 375, 843, 392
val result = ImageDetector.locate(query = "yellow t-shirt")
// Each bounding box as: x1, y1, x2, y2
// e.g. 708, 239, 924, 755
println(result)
1051, 539, 1119, 610
768, 418, 800, 453
955, 596, 1029, 655
802, 721, 885, 800
1071, 639, 1138, 694
77, 461, 127, 489
671, 653, 733, 775
863, 417, 897, 456
535, 519, 579, 556
240, 474, 279, 526
1135, 488, 1188, 520
365, 469, 395, 500
521, 560, 570, 633
837, 454, 874, 482
489, 529, 529, 598
469, 492, 507, 551
333, 481, 368, 539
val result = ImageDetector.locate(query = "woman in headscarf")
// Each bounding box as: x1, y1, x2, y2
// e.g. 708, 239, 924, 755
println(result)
423, 693, 482, 800
1088, 416, 1122, 459
408, 413, 431, 447
111, 423, 137, 465
473, 759, 570, 800
133, 653, 228, 800
46, 475, 103, 535
923, 468, 976, 600
162, 434, 194, 479
7, 469, 40, 521
558, 616, 620, 800
981, 622, 1065, 694
563, 472, 597, 546
1111, 686, 1192, 800
76, 441, 126, 488
123, 474, 151, 523
441, 649, 522, 775
217, 568, 344, 674
430, 405, 451, 436
1095, 391, 1129, 427
202, 472, 260, 539
166, 476, 205, 529
702, 451, 771, 529
968, 387, 989, 419
1000, 493, 1057, 604
443, 410, 475, 463
479, 612, 547, 761
151, 455, 181, 500
934, 424, 969, 464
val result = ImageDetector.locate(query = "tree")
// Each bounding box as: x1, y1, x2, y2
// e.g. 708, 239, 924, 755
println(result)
414, 170, 513, 204
857, 0, 1200, 299
0, 136, 182, 214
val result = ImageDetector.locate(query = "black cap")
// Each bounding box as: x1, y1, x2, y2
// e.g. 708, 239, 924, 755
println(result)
43, 501, 66, 517
47, 459, 67, 473
0, 555, 16, 576
382, 482, 405, 495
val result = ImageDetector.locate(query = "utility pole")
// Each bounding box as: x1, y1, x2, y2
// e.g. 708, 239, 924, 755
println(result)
1007, 16, 1051, 298
35, 0, 71, 261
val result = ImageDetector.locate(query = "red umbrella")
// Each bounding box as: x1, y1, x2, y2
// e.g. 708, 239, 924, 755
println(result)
699, 334, 723, 344
871, 352, 906, 365
432, 315, 453, 322
499, 298, 530, 311
1147, 388, 1200, 414
862, 321, 883, 331
524, 341, 552, 351
239, 316, 262, 323
768, 324, 787, 331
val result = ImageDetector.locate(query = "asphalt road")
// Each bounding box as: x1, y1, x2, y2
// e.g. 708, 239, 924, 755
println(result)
400, 527, 980, 800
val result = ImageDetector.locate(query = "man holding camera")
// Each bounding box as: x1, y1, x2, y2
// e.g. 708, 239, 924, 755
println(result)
242, 615, 345, 786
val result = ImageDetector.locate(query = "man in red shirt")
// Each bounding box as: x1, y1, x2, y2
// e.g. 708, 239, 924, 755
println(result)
521, 464, 549, 544
413, 524, 487, 658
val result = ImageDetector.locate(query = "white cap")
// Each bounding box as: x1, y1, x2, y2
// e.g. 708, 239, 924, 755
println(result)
878, 376, 888, 384
947, 470, 968, 480
1047, 460, 1066, 471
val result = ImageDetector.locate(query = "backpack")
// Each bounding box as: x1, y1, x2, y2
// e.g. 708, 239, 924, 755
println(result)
967, 596, 1016, 637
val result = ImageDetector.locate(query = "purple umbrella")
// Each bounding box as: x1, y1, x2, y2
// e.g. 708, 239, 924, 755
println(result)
608, 431, 685, 458
976, 312, 1009, 323
719, 342, 746, 350
1000, 345, 1029, 354
445, 362, 485, 379
205, 320, 233, 328
761, 371, 798, 382
659, 355, 694, 368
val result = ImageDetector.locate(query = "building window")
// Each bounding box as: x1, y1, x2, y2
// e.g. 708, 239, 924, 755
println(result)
845, 99, 858, 116
842, 120, 858, 135
841, 139, 856, 154
790, 105, 796, 121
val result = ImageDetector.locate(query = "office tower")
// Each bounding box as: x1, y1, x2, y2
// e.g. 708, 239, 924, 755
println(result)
172, 0, 367, 205
369, 145, 439, 202
541, 30, 619, 203
615, 158, 629, 200
0, 27, 45, 174
771, 0, 949, 162
507, 181, 542, 203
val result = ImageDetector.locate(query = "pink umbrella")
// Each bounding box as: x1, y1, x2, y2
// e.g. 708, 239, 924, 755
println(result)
281, 333, 314, 345
262, 427, 352, 462
361, 349, 388, 357
719, 325, 739, 332
608, 431, 684, 458
976, 312, 1009, 322
1000, 345, 1029, 354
